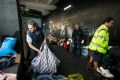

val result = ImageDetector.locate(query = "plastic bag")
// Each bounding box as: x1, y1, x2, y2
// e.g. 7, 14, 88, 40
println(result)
0, 37, 17, 56
31, 43, 60, 74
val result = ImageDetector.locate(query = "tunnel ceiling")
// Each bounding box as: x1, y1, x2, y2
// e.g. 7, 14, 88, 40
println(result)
19, 0, 59, 15
19, 0, 119, 16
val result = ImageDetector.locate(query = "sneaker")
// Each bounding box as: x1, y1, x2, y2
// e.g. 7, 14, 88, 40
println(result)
96, 67, 114, 78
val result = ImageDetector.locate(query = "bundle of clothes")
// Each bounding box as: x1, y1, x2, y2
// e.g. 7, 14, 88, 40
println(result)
0, 37, 17, 70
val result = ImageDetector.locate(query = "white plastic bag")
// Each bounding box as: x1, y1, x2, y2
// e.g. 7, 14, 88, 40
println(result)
31, 43, 60, 74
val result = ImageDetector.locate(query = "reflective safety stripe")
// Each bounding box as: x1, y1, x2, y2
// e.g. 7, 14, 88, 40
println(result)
104, 39, 109, 42
93, 35, 109, 42
94, 35, 104, 39
91, 41, 107, 49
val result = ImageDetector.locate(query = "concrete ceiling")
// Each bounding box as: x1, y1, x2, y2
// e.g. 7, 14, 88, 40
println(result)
19, 0, 59, 15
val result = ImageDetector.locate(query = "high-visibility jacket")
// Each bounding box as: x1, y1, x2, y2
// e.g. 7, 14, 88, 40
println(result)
89, 24, 111, 54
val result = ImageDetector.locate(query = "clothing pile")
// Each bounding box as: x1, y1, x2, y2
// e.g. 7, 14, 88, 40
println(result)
0, 54, 15, 70
0, 37, 17, 70
33, 74, 64, 80
65, 74, 84, 80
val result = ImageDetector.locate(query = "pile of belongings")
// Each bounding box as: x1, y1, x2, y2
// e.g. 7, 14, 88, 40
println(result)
0, 37, 17, 70
33, 74, 65, 80
47, 34, 59, 45
65, 74, 84, 80
0, 54, 15, 70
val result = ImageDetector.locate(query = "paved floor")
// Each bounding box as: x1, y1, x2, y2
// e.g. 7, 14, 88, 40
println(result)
51, 45, 98, 80
2, 64, 19, 74
51, 45, 120, 80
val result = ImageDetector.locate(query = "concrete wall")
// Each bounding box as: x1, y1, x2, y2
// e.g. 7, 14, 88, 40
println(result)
0, 0, 19, 36
46, 1, 120, 45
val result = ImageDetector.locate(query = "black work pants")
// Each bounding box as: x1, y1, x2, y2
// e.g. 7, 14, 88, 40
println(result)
73, 43, 81, 57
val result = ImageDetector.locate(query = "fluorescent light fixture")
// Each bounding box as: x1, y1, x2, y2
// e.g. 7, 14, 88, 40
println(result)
64, 5, 72, 11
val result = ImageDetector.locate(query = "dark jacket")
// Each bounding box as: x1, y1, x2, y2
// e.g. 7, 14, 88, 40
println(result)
72, 28, 83, 44
27, 27, 44, 54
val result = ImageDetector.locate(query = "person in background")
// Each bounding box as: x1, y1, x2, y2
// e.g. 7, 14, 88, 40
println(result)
72, 24, 84, 57
88, 17, 114, 78
26, 20, 45, 60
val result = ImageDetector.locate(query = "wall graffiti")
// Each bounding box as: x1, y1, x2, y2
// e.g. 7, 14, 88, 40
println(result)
80, 22, 98, 36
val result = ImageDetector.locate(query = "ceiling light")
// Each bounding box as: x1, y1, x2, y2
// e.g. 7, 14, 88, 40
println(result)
64, 5, 72, 11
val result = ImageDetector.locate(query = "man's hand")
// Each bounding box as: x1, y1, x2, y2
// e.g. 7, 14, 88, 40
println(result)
81, 40, 84, 44
43, 39, 46, 43
37, 49, 41, 54
28, 43, 42, 54
108, 46, 113, 50
43, 37, 47, 43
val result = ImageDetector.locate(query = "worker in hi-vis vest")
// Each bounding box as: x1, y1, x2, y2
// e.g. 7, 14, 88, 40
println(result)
88, 17, 114, 78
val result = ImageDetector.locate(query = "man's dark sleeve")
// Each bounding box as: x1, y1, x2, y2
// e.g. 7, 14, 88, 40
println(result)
81, 29, 84, 39
72, 30, 75, 39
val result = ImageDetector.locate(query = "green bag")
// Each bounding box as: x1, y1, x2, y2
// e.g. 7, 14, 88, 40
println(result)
65, 74, 84, 80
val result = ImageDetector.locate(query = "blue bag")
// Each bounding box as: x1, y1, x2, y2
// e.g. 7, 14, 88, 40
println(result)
0, 37, 17, 56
